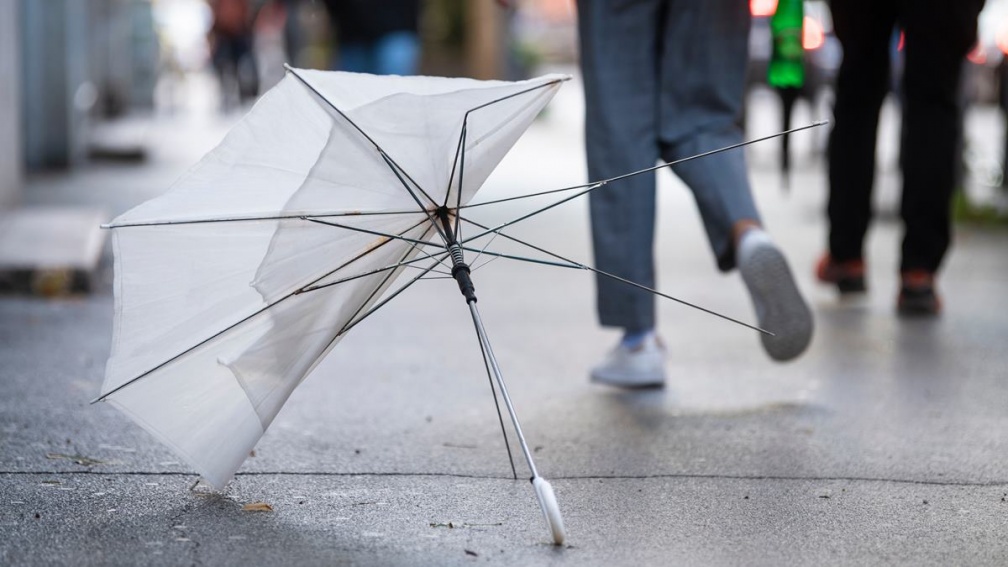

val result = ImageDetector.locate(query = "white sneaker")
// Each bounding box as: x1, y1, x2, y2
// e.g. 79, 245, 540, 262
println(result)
737, 229, 814, 362
590, 333, 666, 389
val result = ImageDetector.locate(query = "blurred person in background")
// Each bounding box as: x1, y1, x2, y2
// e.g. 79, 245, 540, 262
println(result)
816, 0, 986, 316
496, 0, 813, 386
208, 0, 259, 109
253, 0, 289, 93
323, 0, 422, 75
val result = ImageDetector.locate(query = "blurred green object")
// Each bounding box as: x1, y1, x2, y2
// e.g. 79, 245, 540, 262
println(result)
768, 0, 804, 88
953, 189, 1008, 227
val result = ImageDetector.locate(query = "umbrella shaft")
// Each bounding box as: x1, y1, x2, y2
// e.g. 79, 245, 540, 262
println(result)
437, 207, 478, 303
469, 302, 540, 480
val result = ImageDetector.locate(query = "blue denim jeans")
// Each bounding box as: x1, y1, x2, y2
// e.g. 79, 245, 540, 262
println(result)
577, 0, 760, 331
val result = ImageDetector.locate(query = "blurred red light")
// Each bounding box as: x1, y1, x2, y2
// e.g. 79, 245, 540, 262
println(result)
803, 16, 824, 50
997, 26, 1008, 56
751, 0, 778, 18
967, 43, 987, 65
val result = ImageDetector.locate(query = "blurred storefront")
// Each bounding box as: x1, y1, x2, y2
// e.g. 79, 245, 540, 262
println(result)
0, 0, 581, 190
18, 0, 159, 173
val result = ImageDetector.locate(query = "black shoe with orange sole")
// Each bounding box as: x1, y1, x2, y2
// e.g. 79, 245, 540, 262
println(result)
897, 270, 941, 316
815, 254, 867, 293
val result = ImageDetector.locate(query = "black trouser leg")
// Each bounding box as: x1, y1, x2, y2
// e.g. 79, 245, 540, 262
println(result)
827, 0, 897, 263
899, 0, 983, 273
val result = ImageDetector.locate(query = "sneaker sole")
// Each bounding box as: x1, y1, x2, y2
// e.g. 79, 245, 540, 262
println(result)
589, 370, 665, 389
740, 244, 814, 362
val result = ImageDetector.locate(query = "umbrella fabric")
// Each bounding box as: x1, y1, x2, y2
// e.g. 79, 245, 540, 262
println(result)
101, 69, 565, 488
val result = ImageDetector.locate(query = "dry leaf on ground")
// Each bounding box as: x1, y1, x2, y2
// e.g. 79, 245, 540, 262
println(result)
242, 502, 273, 512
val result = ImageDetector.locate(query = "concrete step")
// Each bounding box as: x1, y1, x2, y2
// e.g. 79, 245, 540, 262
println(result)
0, 207, 107, 296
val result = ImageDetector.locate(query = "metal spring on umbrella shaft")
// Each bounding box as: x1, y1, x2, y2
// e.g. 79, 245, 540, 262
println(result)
448, 242, 466, 269
447, 242, 477, 303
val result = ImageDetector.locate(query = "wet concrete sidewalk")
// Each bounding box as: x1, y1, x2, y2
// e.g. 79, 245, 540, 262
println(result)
1, 79, 1007, 566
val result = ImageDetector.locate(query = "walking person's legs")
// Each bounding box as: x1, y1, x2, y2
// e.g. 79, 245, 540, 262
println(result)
819, 0, 898, 291
658, 0, 812, 361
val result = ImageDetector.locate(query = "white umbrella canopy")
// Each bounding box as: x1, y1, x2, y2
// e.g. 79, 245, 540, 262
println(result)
98, 69, 567, 492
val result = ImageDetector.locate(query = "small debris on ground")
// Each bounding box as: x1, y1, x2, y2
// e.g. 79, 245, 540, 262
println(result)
242, 502, 274, 512
464, 549, 478, 557
45, 452, 105, 467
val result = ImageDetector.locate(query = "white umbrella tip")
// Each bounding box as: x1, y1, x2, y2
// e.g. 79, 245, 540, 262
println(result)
532, 477, 566, 545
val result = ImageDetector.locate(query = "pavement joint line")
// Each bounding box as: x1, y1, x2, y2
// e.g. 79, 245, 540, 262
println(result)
4, 470, 1007, 488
